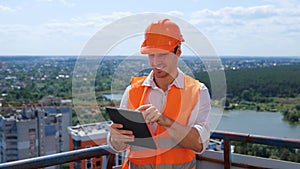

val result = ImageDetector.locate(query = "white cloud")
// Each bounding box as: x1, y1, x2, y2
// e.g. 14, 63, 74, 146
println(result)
189, 5, 300, 56
36, 0, 53, 2
263, 0, 300, 8
0, 24, 31, 37
43, 12, 132, 34
36, 0, 75, 7
164, 11, 184, 17
0, 5, 16, 12
190, 5, 300, 34
60, 0, 75, 7
44, 22, 96, 29
0, 23, 86, 55
87, 12, 133, 21
1, 5, 299, 56
0, 12, 137, 55
190, 5, 279, 26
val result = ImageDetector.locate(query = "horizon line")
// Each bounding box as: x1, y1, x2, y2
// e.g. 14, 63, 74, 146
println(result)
0, 55, 300, 58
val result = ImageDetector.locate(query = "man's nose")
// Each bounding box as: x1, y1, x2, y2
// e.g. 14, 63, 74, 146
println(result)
152, 55, 161, 65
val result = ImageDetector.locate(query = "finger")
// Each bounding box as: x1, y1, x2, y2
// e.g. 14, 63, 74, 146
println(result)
136, 104, 152, 112
110, 124, 134, 138
111, 132, 134, 144
112, 131, 134, 140
144, 107, 159, 122
114, 135, 135, 143
143, 106, 156, 117
110, 123, 123, 129
118, 129, 134, 136
110, 127, 133, 136
144, 109, 155, 121
149, 111, 161, 123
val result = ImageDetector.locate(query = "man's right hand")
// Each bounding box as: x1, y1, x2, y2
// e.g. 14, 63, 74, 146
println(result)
109, 123, 134, 151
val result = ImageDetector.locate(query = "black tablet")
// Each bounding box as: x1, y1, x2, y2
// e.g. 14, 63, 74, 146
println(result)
106, 107, 156, 149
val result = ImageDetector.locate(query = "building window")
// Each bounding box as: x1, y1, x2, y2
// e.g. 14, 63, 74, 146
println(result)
86, 158, 92, 169
74, 161, 81, 169
28, 129, 36, 154
86, 146, 92, 169
96, 161, 101, 166
6, 136, 17, 140
72, 140, 81, 150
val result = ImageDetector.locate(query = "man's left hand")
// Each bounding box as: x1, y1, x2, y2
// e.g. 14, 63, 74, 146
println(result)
137, 104, 172, 127
137, 104, 162, 124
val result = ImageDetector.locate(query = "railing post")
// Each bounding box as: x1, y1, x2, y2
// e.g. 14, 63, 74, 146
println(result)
0, 145, 113, 169
223, 139, 231, 169
107, 153, 115, 169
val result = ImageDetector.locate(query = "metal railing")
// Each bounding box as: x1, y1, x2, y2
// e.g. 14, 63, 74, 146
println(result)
0, 145, 115, 169
0, 130, 299, 169
202, 130, 300, 169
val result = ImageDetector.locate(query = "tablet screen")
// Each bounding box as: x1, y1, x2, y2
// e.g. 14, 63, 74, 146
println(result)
106, 107, 156, 149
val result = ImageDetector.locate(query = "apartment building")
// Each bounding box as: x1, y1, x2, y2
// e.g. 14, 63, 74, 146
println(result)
0, 107, 62, 163
0, 96, 72, 164
40, 97, 72, 152
68, 121, 116, 169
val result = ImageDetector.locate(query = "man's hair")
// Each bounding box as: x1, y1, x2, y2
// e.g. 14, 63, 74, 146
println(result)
173, 43, 181, 54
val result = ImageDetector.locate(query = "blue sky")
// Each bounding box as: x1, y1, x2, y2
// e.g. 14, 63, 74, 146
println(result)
0, 0, 300, 56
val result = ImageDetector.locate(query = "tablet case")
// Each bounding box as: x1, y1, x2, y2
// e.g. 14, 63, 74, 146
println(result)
106, 107, 157, 149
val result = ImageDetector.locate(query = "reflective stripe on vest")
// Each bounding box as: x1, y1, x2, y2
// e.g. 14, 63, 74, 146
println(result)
129, 158, 196, 169
124, 74, 200, 169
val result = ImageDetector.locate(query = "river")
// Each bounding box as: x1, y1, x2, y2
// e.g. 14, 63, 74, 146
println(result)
102, 94, 300, 140
215, 110, 300, 139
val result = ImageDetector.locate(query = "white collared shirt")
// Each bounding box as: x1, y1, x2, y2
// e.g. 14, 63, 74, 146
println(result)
109, 69, 211, 154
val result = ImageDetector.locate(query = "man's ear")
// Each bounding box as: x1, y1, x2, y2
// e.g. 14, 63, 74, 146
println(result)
176, 47, 182, 57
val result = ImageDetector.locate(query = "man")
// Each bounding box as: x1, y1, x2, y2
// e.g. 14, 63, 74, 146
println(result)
108, 19, 211, 169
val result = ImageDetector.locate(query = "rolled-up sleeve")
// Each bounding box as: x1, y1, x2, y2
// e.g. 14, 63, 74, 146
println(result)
107, 86, 131, 152
119, 86, 130, 109
188, 83, 211, 154
107, 132, 128, 152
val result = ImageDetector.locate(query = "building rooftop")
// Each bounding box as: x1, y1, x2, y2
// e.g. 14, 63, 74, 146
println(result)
1, 130, 299, 169
68, 121, 112, 141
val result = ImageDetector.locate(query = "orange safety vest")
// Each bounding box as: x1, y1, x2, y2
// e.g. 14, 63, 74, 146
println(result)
122, 74, 200, 169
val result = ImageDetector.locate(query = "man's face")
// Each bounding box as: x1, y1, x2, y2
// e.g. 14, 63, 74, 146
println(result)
148, 52, 178, 79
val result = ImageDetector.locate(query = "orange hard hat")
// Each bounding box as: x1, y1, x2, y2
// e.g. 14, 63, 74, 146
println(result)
141, 19, 184, 54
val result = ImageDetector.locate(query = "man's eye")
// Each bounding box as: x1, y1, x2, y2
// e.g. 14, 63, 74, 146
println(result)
160, 53, 168, 57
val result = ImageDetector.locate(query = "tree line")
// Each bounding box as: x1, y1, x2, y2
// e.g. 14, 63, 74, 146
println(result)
3, 64, 300, 124
195, 65, 300, 124
195, 65, 300, 163
2, 59, 299, 163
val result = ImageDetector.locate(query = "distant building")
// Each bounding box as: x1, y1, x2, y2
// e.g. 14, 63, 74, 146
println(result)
39, 97, 72, 152
68, 121, 125, 169
207, 139, 235, 153
0, 106, 62, 167
0, 97, 72, 169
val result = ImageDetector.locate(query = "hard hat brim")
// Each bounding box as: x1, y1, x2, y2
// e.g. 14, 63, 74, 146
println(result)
140, 38, 180, 54
140, 47, 174, 54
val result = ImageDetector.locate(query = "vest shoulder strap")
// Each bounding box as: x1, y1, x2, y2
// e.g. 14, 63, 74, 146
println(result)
130, 76, 147, 86
128, 76, 148, 109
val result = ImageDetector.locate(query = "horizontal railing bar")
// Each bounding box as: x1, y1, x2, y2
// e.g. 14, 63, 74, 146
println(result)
0, 130, 299, 169
0, 145, 114, 169
211, 130, 300, 148
197, 156, 270, 169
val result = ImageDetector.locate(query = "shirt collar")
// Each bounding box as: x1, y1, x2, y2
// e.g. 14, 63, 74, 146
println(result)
142, 68, 184, 89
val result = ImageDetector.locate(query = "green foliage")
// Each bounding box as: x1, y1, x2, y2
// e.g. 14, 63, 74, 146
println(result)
1, 57, 299, 164
282, 106, 300, 124
72, 110, 79, 126
232, 141, 300, 163
196, 65, 300, 99
60, 163, 70, 169
296, 104, 300, 111
196, 65, 300, 124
